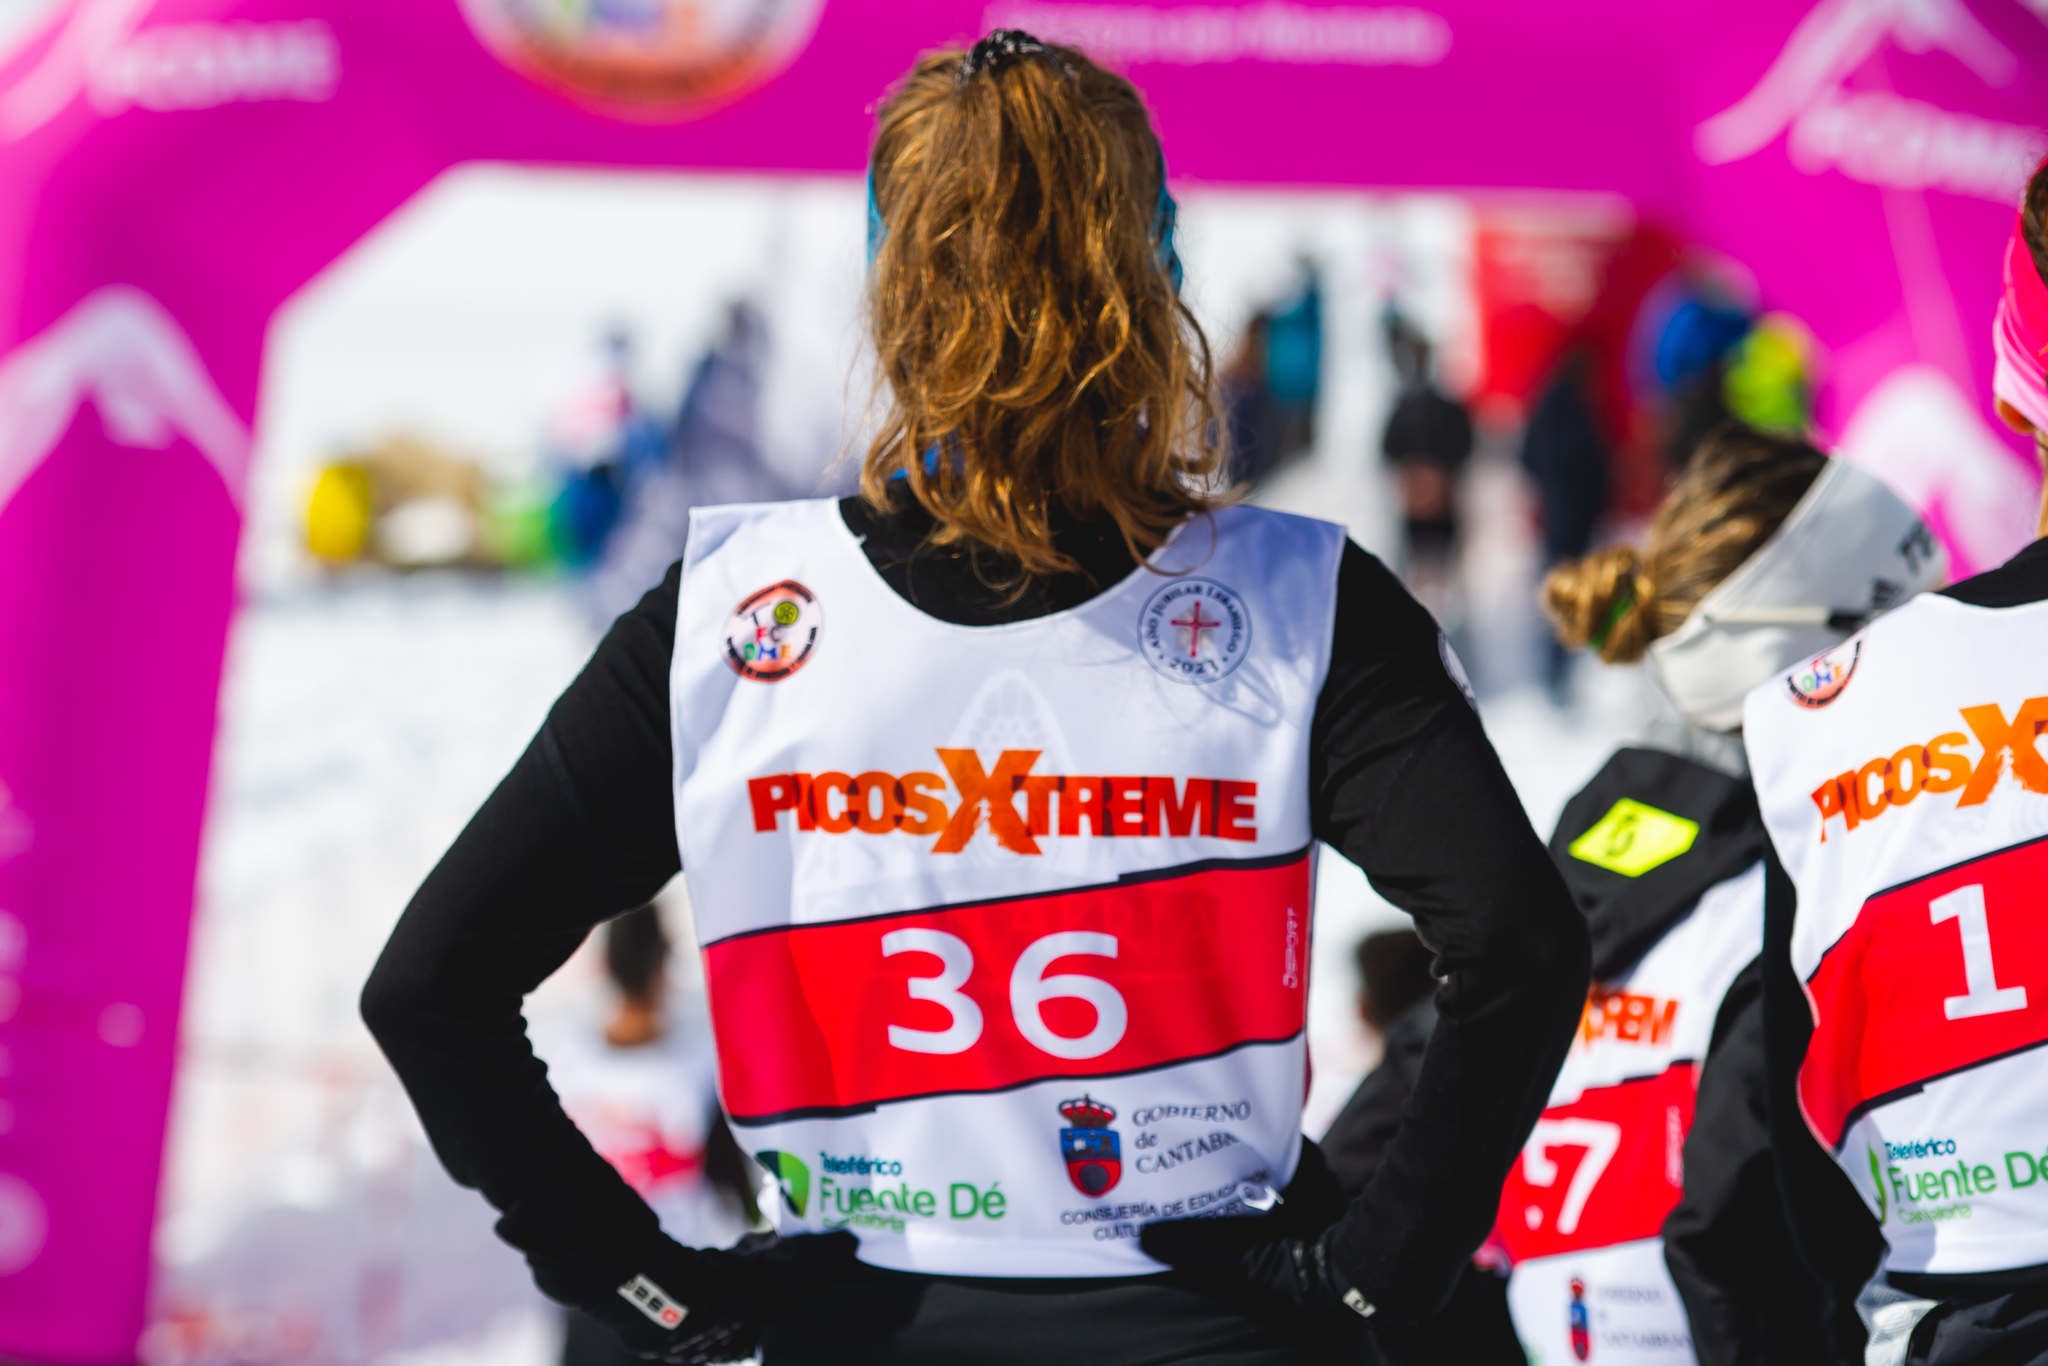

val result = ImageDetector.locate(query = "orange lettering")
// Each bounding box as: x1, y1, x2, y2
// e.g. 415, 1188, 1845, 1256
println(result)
749, 774, 800, 831
1059, 776, 1109, 837
1959, 699, 2048, 807
1020, 775, 1058, 837
1923, 733, 1971, 793
934, 748, 1041, 854
1807, 700, 2048, 841
746, 751, 1266, 851
1107, 777, 1148, 837
1855, 757, 1892, 822
1217, 781, 1258, 842
1812, 776, 1847, 840
897, 772, 946, 836
1887, 744, 1925, 807
850, 771, 903, 834
813, 772, 856, 834
1577, 989, 1679, 1046
1145, 776, 1212, 838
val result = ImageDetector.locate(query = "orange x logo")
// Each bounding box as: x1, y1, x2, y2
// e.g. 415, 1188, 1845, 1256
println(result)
1958, 697, 2048, 807
932, 748, 1043, 854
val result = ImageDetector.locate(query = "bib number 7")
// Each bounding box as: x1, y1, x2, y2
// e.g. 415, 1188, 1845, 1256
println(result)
882, 928, 1128, 1061
1520, 1118, 1621, 1236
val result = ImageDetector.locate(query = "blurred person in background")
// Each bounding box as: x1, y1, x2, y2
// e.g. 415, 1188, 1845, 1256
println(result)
1525, 425, 1940, 1365
1651, 294, 1750, 475
547, 325, 664, 569
363, 29, 1588, 1365
1734, 159, 2048, 1366
1320, 929, 1523, 1365
667, 299, 772, 498
546, 905, 761, 1366
1318, 928, 1438, 1198
1379, 310, 1475, 621
1520, 347, 1614, 705
1220, 311, 1279, 487
587, 298, 793, 624
1265, 258, 1323, 463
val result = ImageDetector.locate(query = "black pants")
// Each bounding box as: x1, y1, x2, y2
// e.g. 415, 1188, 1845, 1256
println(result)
757, 1266, 1380, 1365
1906, 1287, 2048, 1365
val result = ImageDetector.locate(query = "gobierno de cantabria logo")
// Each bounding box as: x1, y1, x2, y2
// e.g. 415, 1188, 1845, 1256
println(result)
459, 0, 824, 120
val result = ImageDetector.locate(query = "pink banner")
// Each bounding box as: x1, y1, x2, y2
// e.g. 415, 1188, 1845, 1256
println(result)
0, 1, 2041, 1359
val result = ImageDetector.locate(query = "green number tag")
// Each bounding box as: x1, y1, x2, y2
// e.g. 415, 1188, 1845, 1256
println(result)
1567, 798, 1699, 878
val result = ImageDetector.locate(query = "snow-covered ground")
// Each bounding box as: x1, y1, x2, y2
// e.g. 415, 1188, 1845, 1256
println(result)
151, 168, 1643, 1365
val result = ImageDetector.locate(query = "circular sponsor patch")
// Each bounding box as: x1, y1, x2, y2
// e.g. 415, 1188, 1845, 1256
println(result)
459, 0, 824, 121
724, 580, 821, 682
1138, 578, 1252, 685
1787, 639, 1861, 709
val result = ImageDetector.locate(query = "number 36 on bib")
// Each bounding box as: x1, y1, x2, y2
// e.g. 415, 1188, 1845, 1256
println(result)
703, 854, 1312, 1123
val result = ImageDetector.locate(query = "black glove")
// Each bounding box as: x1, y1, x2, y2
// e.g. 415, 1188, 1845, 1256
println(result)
530, 1229, 857, 1364
1138, 1140, 1378, 1322
1140, 1218, 1374, 1317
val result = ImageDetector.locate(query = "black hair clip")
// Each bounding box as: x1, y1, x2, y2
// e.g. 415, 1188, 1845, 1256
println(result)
957, 29, 1059, 85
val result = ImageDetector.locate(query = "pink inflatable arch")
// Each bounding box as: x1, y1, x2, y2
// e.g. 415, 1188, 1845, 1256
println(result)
0, 1, 2041, 1358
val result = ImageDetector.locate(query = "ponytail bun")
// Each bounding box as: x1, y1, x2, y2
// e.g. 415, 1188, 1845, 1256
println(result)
1544, 545, 1660, 663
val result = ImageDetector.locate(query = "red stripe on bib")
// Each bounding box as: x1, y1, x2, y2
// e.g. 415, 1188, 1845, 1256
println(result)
1495, 1061, 1697, 1264
1802, 836, 2048, 1149
705, 854, 1311, 1123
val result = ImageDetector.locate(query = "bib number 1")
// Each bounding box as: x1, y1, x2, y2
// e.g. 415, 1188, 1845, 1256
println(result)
1799, 839, 2048, 1150
1929, 884, 2028, 1020
883, 929, 1129, 1060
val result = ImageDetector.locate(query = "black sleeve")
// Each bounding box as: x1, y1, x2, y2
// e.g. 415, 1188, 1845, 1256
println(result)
1760, 854, 1883, 1359
1664, 959, 1848, 1365
1313, 542, 1591, 1319
704, 1109, 764, 1228
359, 562, 686, 1285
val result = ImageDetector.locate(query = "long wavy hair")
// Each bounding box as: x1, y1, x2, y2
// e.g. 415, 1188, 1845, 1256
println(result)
861, 36, 1225, 579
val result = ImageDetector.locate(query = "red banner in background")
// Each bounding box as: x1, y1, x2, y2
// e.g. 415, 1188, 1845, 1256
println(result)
1471, 211, 1685, 519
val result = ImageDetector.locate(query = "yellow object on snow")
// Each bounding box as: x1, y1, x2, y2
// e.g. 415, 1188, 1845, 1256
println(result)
305, 463, 375, 564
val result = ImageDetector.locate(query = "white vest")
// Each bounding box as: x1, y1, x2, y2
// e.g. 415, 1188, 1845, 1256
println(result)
1745, 593, 2048, 1277
669, 499, 1343, 1277
1496, 865, 1762, 1364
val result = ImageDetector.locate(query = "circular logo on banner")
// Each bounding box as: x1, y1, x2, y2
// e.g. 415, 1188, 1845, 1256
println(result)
1787, 638, 1861, 709
459, 0, 824, 120
1138, 578, 1252, 685
724, 580, 821, 682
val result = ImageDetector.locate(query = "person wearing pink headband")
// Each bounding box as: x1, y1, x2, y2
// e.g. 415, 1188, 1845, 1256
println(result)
1733, 159, 2048, 1366
1992, 163, 2048, 504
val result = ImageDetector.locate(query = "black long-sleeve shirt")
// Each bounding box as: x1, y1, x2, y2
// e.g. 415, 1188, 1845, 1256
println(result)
1664, 957, 1861, 1364
361, 493, 1588, 1344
